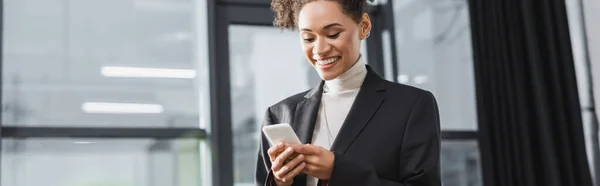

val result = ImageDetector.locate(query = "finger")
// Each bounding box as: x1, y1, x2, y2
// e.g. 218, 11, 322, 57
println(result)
284, 144, 303, 162
273, 147, 295, 174
292, 144, 318, 155
283, 162, 306, 182
303, 163, 317, 175
284, 153, 298, 164
302, 155, 320, 165
267, 144, 278, 158
268, 143, 286, 161
268, 143, 285, 156
278, 154, 304, 175
276, 147, 295, 165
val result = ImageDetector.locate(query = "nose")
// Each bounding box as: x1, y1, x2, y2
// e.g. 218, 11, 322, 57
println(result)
312, 37, 331, 57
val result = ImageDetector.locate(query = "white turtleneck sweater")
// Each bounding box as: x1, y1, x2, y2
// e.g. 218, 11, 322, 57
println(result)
307, 56, 368, 186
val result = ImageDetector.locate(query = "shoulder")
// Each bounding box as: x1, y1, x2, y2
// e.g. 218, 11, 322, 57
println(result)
381, 81, 440, 127
378, 80, 438, 112
383, 80, 436, 100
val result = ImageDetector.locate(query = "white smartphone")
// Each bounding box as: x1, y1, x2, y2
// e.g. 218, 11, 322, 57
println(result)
261, 123, 302, 146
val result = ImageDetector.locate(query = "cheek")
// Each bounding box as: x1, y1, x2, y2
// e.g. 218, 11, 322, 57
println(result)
301, 45, 314, 60
340, 33, 360, 51
333, 36, 355, 54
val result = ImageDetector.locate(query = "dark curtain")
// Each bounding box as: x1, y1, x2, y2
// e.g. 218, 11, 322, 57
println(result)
468, 0, 594, 185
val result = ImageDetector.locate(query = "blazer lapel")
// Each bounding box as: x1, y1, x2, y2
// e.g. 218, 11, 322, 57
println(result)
293, 81, 324, 144
330, 67, 387, 154
291, 81, 323, 186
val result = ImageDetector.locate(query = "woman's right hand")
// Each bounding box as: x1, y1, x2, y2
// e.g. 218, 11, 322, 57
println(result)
268, 143, 306, 186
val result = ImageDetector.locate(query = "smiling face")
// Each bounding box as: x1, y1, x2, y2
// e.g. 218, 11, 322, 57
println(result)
298, 0, 371, 80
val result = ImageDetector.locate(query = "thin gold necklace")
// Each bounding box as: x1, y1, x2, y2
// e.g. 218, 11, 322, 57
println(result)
321, 92, 335, 147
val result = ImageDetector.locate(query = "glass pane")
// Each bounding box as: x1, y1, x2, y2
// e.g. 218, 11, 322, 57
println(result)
441, 140, 482, 186
1, 138, 202, 186
581, 109, 596, 176
2, 0, 210, 128
393, 0, 477, 130
228, 25, 316, 185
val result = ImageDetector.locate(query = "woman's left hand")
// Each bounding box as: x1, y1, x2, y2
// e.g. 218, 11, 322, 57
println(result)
291, 144, 335, 180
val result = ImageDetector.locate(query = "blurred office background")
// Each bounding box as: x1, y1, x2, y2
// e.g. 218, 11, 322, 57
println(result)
1, 0, 599, 186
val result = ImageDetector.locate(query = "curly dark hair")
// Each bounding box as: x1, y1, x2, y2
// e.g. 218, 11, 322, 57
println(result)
271, 0, 374, 30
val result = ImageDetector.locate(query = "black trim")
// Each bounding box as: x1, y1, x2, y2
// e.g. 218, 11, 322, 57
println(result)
366, 4, 386, 76
441, 131, 478, 140
365, 2, 400, 82
208, 1, 234, 185
223, 5, 274, 26
1, 127, 207, 139
383, 0, 399, 82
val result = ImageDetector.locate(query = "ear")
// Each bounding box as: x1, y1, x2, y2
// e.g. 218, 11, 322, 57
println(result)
359, 13, 372, 40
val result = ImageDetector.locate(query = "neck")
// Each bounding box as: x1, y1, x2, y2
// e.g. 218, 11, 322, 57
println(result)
324, 55, 367, 92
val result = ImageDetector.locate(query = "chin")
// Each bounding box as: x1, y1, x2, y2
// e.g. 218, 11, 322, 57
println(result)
311, 60, 344, 80
317, 71, 340, 81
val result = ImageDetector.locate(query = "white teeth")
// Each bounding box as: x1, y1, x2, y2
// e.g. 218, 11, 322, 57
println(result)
316, 57, 339, 65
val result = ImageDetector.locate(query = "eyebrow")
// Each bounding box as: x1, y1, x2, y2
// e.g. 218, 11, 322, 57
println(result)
300, 23, 343, 32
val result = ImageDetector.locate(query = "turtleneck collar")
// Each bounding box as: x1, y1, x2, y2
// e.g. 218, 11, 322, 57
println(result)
323, 55, 367, 93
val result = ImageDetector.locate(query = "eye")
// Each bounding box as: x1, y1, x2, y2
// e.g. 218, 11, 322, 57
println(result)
327, 32, 341, 39
303, 38, 315, 43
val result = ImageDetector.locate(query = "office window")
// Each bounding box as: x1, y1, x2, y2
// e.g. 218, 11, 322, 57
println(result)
391, 0, 481, 185
1, 138, 202, 186
441, 140, 482, 186
228, 25, 313, 185
2, 0, 212, 185
392, 0, 477, 131
2, 0, 210, 128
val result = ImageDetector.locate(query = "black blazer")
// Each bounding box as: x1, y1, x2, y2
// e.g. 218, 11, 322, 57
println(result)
255, 66, 441, 186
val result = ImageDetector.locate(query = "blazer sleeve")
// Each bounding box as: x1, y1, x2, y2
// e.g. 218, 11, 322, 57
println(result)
255, 107, 278, 186
327, 91, 442, 186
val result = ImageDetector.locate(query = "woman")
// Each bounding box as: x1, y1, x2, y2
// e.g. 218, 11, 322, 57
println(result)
255, 0, 441, 185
